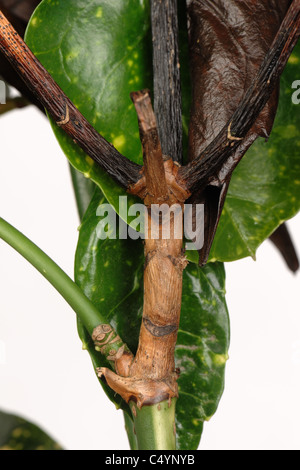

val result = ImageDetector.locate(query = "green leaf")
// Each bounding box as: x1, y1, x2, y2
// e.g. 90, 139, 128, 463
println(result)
25, 0, 151, 212
176, 262, 230, 450
0, 410, 62, 450
208, 45, 300, 262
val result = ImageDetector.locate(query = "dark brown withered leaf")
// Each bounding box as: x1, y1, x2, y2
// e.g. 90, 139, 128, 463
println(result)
186, 0, 292, 265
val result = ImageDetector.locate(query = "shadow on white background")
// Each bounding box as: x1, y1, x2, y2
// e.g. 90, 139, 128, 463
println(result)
0, 105, 299, 450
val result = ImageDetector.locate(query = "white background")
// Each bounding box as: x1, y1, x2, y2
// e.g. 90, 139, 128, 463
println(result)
0, 105, 299, 450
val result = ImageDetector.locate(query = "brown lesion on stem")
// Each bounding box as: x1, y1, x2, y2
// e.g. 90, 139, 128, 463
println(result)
130, 89, 169, 206
56, 103, 70, 126
96, 90, 189, 408
97, 368, 179, 408
227, 122, 243, 142
127, 90, 191, 204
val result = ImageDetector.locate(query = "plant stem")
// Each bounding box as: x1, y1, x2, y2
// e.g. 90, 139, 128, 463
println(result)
130, 399, 176, 450
151, 0, 182, 163
0, 216, 105, 335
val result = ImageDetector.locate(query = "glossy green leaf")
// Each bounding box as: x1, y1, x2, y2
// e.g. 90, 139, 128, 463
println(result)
0, 410, 62, 450
176, 262, 230, 449
208, 45, 300, 262
25, 0, 151, 212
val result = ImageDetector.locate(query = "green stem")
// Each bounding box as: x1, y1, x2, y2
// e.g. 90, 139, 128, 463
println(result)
0, 216, 104, 335
130, 399, 177, 450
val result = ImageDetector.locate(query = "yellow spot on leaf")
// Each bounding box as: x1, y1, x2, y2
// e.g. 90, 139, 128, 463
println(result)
213, 353, 229, 366
85, 156, 94, 166
95, 7, 103, 18
12, 428, 23, 438
113, 135, 126, 151
289, 55, 300, 65
66, 50, 79, 61
280, 124, 297, 139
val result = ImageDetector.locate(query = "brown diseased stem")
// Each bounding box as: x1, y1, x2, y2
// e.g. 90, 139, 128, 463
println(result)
130, 90, 187, 392
97, 92, 189, 408
130, 90, 169, 205
130, 207, 186, 388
